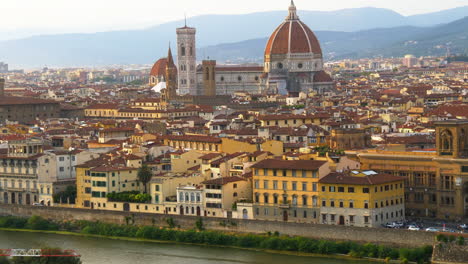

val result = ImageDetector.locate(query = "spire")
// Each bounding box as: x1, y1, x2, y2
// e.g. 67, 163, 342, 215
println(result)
184, 13, 187, 27
167, 44, 175, 67
287, 0, 299, 20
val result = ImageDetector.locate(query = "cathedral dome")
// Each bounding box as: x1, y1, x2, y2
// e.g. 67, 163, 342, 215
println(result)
150, 58, 168, 77
264, 1, 322, 58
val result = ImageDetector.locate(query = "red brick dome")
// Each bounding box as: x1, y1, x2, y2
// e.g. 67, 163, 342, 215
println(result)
265, 2, 322, 57
150, 58, 168, 77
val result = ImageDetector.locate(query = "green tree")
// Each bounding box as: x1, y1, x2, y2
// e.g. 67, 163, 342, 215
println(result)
53, 186, 77, 204
137, 164, 152, 193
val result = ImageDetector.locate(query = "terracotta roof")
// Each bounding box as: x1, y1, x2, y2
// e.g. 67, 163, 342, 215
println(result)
313, 70, 333, 83
150, 58, 168, 77
251, 159, 326, 171
0, 96, 58, 106
202, 176, 247, 185
265, 19, 322, 56
164, 135, 221, 143
319, 172, 405, 185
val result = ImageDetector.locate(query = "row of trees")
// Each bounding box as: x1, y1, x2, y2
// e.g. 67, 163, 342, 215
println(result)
0, 216, 434, 263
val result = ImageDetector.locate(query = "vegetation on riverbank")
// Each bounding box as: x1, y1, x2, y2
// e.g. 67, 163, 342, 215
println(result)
0, 215, 433, 263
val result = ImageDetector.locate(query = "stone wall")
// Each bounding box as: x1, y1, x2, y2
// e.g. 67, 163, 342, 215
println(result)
432, 242, 468, 264
0, 204, 435, 247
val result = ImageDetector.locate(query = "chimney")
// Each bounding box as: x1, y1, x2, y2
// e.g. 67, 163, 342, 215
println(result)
0, 78, 4, 97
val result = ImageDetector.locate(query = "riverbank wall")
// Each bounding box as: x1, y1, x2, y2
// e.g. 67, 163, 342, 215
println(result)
0, 204, 435, 247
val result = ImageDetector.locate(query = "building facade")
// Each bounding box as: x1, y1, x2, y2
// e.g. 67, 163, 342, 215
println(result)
358, 120, 468, 220
319, 171, 405, 227
251, 159, 330, 223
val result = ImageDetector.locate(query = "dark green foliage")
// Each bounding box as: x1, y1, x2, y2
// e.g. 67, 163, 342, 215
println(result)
166, 217, 175, 228
26, 215, 58, 230
0, 216, 433, 263
53, 186, 77, 204
0, 216, 27, 228
106, 191, 151, 203
137, 164, 153, 193
456, 236, 465, 245
195, 218, 204, 231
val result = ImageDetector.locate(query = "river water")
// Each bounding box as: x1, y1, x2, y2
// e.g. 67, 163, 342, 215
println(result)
0, 230, 374, 264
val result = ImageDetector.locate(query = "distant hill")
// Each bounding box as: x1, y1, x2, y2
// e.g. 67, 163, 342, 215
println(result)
0, 6, 467, 67
200, 17, 468, 62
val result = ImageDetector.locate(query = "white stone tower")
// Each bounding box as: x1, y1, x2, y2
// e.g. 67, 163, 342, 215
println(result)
176, 20, 197, 95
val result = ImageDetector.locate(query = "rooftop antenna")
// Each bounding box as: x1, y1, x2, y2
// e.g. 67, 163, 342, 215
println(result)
184, 13, 187, 27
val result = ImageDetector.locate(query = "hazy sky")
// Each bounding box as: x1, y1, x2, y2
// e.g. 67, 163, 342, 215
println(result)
1, 0, 467, 34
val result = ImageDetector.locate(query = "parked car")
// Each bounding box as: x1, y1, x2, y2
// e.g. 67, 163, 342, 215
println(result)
408, 225, 421, 231
425, 227, 439, 232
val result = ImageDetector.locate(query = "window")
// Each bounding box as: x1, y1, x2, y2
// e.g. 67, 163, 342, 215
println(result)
339, 201, 344, 208
364, 216, 369, 224
282, 170, 287, 177
349, 201, 354, 208
282, 181, 287, 190
363, 188, 369, 193
302, 182, 307, 191
312, 183, 317, 192
322, 200, 326, 206
263, 180, 269, 189
302, 196, 307, 205
292, 182, 297, 191
329, 186, 335, 192
254, 180, 259, 189
59, 167, 64, 172
321, 186, 326, 192
292, 170, 296, 177
364, 201, 369, 209
349, 215, 354, 223
155, 185, 160, 192
59, 157, 65, 162
302, 170, 307, 177
338, 187, 345, 192
273, 181, 278, 190
264, 194, 269, 204
330, 201, 335, 207
348, 187, 355, 193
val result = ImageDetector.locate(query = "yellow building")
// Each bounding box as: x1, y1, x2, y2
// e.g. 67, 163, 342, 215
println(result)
251, 159, 330, 223
357, 120, 468, 220
318, 170, 405, 227
258, 114, 329, 128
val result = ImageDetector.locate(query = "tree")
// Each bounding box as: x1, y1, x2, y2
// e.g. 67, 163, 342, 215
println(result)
137, 164, 152, 193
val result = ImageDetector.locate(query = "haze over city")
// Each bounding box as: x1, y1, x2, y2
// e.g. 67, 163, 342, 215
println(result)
1, 0, 467, 40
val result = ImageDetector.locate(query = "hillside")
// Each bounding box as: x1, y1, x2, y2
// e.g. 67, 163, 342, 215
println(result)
0, 6, 467, 67
200, 17, 468, 62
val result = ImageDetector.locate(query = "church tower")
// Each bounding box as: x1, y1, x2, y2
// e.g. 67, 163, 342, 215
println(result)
163, 46, 178, 102
176, 20, 197, 95
435, 120, 468, 158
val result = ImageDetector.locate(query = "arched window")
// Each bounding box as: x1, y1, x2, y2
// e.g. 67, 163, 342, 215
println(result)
312, 196, 318, 207
180, 45, 186, 56
440, 130, 453, 152
263, 193, 269, 203
179, 192, 184, 201
302, 195, 307, 205
190, 192, 195, 202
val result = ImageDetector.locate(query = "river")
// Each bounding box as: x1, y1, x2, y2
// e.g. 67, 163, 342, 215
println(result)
0, 230, 374, 264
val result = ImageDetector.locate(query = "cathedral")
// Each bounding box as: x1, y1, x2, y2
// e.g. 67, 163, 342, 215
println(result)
149, 1, 334, 100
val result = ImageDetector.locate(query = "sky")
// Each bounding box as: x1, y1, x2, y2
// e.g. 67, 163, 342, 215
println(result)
0, 0, 467, 39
